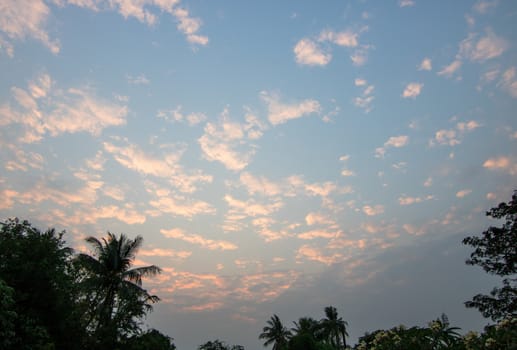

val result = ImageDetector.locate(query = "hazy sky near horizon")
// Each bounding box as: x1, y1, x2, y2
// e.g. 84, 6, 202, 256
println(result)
0, 0, 516, 348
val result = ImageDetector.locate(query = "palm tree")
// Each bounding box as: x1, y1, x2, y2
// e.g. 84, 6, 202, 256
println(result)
259, 314, 291, 350
77, 233, 161, 347
291, 317, 322, 340
320, 306, 348, 349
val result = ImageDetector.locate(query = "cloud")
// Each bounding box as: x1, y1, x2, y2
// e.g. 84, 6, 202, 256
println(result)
402, 82, 423, 99
459, 29, 508, 62
399, 0, 415, 7
438, 60, 463, 77
157, 106, 207, 126
76, 204, 147, 225
239, 172, 282, 197
456, 189, 472, 198
473, 0, 498, 14
149, 195, 215, 218
103, 140, 212, 193
0, 74, 127, 143
295, 28, 364, 66
198, 109, 258, 171
318, 30, 358, 47
293, 38, 331, 66
399, 195, 434, 205
353, 78, 375, 113
483, 156, 517, 175
375, 135, 409, 158
418, 58, 432, 71
350, 47, 369, 66
161, 228, 237, 251
127, 74, 150, 85
0, 0, 60, 55
296, 245, 344, 265
429, 120, 480, 147
362, 205, 384, 216
499, 67, 517, 98
65, 0, 208, 46
224, 195, 283, 218
260, 91, 320, 126
298, 229, 339, 240
305, 212, 335, 226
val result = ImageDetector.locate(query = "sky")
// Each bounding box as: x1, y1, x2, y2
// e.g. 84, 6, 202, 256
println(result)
0, 0, 516, 348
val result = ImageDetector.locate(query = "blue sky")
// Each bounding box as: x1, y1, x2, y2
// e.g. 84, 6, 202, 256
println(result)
1, 0, 516, 348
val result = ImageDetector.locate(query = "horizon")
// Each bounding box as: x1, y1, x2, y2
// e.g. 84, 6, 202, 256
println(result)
1, 0, 516, 349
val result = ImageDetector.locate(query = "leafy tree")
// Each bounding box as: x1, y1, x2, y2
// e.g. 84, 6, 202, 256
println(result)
76, 232, 162, 349
320, 306, 349, 349
426, 314, 462, 348
0, 278, 17, 349
462, 191, 517, 321
125, 329, 176, 350
259, 314, 292, 350
291, 316, 322, 341
0, 218, 85, 349
198, 339, 244, 350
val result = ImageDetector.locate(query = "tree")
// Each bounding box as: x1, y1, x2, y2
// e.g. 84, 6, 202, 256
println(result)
259, 314, 292, 350
320, 306, 349, 349
76, 232, 162, 348
426, 314, 461, 348
0, 218, 85, 349
462, 190, 517, 321
291, 317, 322, 341
125, 329, 176, 350
0, 278, 17, 349
198, 339, 244, 350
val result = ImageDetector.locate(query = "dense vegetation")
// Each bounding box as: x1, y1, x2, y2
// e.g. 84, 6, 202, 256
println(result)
0, 191, 515, 349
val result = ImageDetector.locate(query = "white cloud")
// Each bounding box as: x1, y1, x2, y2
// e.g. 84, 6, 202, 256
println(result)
499, 67, 517, 98
418, 58, 432, 71
103, 140, 212, 193
260, 91, 320, 126
239, 172, 282, 197
296, 245, 343, 265
149, 195, 215, 218
473, 0, 498, 14
353, 78, 375, 113
0, 74, 127, 143
355, 78, 367, 86
350, 47, 369, 66
318, 30, 358, 47
305, 212, 335, 226
161, 228, 237, 251
293, 38, 331, 66
0, 0, 60, 55
430, 120, 480, 147
456, 189, 472, 198
375, 135, 409, 158
483, 156, 517, 175
198, 109, 257, 171
172, 6, 208, 45
399, 195, 434, 205
362, 205, 384, 216
399, 0, 415, 7
127, 73, 150, 85
438, 60, 462, 77
157, 106, 207, 126
459, 29, 508, 62
62, 0, 208, 46
402, 82, 423, 99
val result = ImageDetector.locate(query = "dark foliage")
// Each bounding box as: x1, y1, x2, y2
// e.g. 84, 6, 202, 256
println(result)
463, 191, 517, 320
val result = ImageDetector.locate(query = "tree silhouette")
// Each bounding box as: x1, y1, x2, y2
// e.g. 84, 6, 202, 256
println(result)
320, 306, 349, 349
259, 314, 292, 350
463, 190, 517, 321
77, 232, 161, 348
